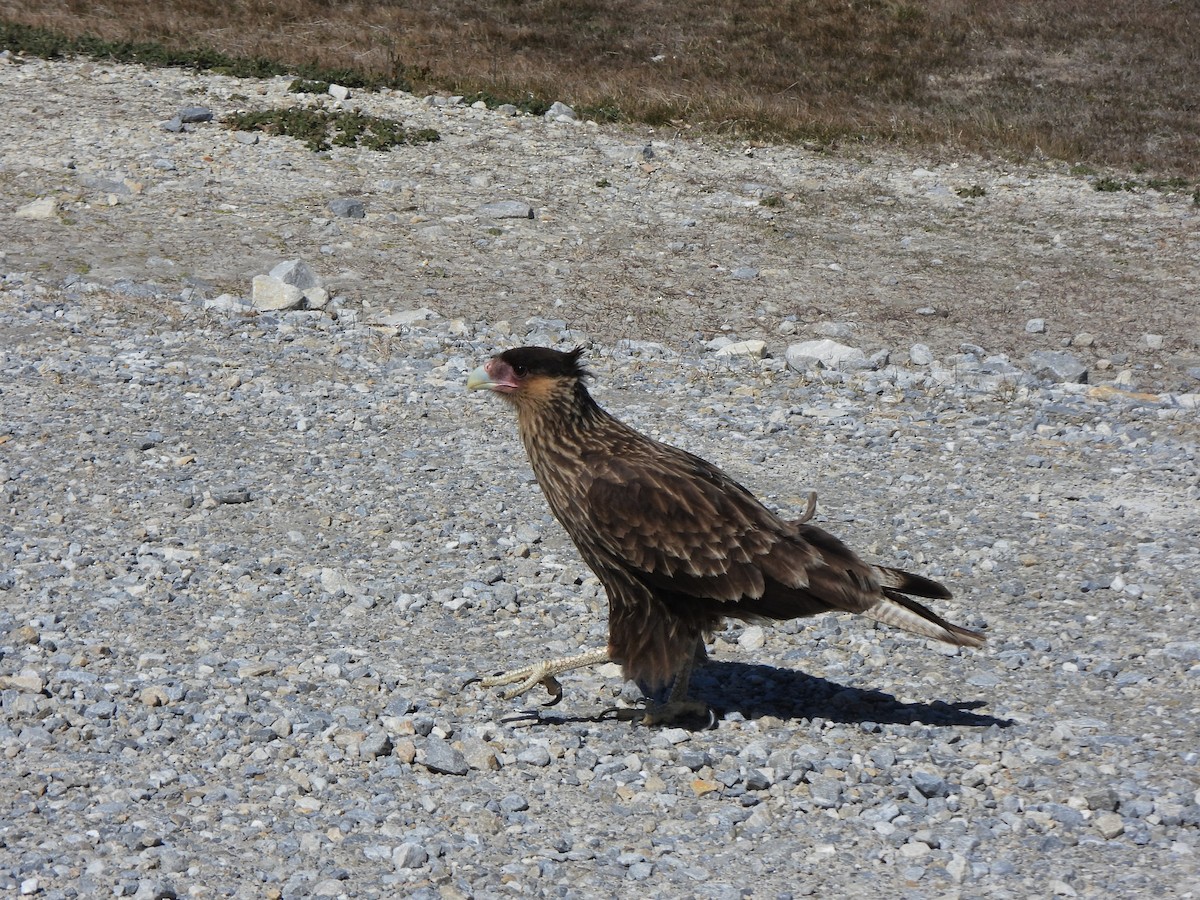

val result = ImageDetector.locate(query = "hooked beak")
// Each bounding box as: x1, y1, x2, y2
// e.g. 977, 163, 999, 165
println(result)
466, 365, 495, 391
467, 358, 521, 393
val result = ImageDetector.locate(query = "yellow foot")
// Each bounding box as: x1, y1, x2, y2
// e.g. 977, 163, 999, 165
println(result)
599, 699, 717, 729
465, 649, 611, 708
464, 665, 563, 705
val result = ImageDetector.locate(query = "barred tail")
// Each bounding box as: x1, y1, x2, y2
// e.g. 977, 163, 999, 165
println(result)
866, 566, 985, 648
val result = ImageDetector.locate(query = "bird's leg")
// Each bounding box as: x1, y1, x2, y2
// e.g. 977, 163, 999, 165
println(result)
471, 648, 612, 706
639, 645, 715, 727
602, 638, 716, 728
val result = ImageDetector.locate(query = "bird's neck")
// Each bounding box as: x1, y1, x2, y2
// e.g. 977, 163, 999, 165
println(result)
516, 380, 605, 445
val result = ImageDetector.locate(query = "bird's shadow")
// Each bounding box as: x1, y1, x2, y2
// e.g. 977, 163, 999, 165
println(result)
511, 660, 1011, 730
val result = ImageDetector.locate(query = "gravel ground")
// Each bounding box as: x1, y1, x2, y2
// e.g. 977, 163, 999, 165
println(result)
2, 55, 1200, 899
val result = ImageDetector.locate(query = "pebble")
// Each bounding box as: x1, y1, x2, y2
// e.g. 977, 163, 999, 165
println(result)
478, 200, 534, 219
1028, 349, 1089, 383
419, 738, 469, 775
329, 197, 366, 218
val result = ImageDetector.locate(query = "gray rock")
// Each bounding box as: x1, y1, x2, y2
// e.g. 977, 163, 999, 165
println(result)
329, 198, 366, 219
1028, 350, 1088, 383
178, 106, 213, 123
359, 729, 392, 759
392, 842, 428, 869
1025, 318, 1046, 333
545, 101, 576, 121
911, 770, 951, 798
478, 200, 534, 219
269, 259, 321, 292
419, 737, 468, 775
500, 793, 529, 812
807, 776, 842, 809
516, 744, 551, 766
813, 321, 856, 340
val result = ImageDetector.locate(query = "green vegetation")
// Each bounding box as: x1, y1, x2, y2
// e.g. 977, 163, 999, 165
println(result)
222, 108, 439, 152
1094, 175, 1194, 195
288, 78, 330, 95
0, 20, 412, 89
956, 185, 987, 199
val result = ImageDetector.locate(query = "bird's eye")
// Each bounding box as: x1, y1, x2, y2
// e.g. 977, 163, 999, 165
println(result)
512, 364, 528, 377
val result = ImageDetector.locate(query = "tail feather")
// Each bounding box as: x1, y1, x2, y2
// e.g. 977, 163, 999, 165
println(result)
866, 588, 986, 648
875, 564, 951, 600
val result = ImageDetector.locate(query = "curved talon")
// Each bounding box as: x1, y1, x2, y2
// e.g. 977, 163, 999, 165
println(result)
462, 675, 483, 689
540, 676, 564, 707
596, 704, 644, 722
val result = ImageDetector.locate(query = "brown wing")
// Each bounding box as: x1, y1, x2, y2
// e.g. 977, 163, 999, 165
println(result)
571, 435, 883, 620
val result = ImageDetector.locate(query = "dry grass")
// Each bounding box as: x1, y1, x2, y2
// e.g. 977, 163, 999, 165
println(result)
3, 0, 1198, 177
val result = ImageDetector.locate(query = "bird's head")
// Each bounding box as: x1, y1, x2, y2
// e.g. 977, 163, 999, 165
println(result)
467, 346, 589, 408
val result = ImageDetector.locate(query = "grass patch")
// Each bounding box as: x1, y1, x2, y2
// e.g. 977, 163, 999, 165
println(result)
0, 19, 413, 89
1093, 174, 1195, 195
2, 3, 1200, 176
223, 108, 439, 152
289, 78, 329, 95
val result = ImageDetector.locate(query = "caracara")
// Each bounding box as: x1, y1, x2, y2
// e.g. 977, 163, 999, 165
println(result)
467, 346, 984, 724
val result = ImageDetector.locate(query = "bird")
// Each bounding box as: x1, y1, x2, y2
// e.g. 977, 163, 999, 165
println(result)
466, 346, 985, 724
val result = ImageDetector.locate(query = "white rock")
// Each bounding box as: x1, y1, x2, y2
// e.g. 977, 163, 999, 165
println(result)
909, 343, 935, 366
327, 83, 350, 101
15, 197, 58, 220
302, 287, 330, 309
251, 275, 304, 311
1141, 333, 1164, 350
739, 625, 766, 651
785, 339, 866, 371
204, 293, 253, 312
1025, 318, 1046, 334
375, 308, 440, 326
715, 339, 768, 359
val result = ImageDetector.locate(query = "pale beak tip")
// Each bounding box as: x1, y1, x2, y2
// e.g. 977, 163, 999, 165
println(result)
466, 366, 493, 391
